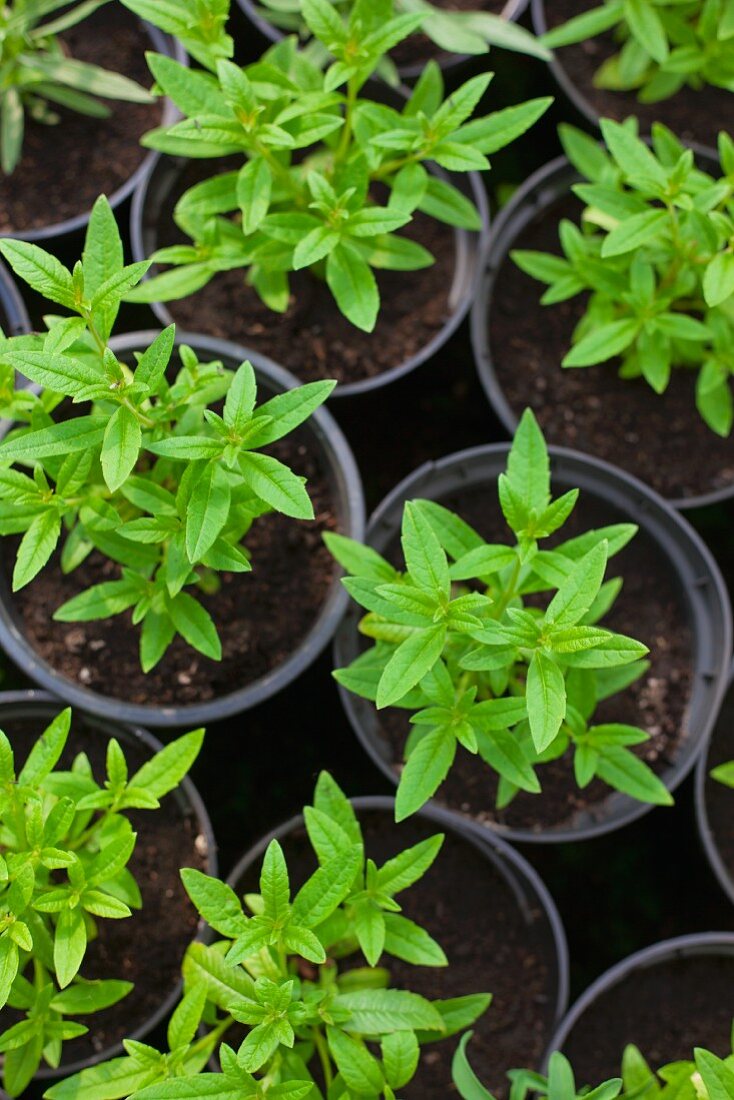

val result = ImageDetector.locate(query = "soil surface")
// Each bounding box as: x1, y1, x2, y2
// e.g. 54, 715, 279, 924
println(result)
231, 810, 560, 1098
349, 482, 693, 835
3, 434, 339, 708
390, 0, 509, 70
562, 951, 734, 1082
153, 161, 462, 388
704, 692, 734, 896
0, 7, 163, 235
1, 710, 208, 1066
543, 0, 734, 151
486, 191, 734, 502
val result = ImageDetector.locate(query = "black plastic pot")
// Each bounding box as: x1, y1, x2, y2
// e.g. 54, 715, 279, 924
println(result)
235, 0, 531, 82
3, 21, 185, 244
0, 689, 216, 1084
695, 660, 734, 907
470, 153, 732, 510
543, 933, 734, 1073
129, 147, 489, 400
227, 794, 569, 1056
0, 259, 30, 338
334, 443, 732, 844
0, 332, 365, 729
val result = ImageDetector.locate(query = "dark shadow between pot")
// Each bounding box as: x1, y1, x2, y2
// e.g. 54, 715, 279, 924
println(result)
2, 24, 185, 245
234, 0, 531, 83
470, 152, 734, 510
128, 98, 489, 398
225, 794, 569, 1088
0, 688, 217, 1085
334, 443, 732, 844
0, 260, 31, 338
543, 933, 734, 1076
696, 659, 734, 907
0, 332, 365, 729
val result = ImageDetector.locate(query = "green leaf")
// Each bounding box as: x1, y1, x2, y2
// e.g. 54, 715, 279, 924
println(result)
327, 1028, 384, 1096
451, 1032, 495, 1100
376, 835, 443, 896
624, 0, 668, 62
101, 406, 142, 493
0, 417, 106, 462
395, 724, 456, 820
377, 625, 446, 709
595, 746, 673, 805
0, 240, 75, 308
546, 542, 608, 628
382, 1030, 419, 1091
292, 846, 361, 929
186, 462, 231, 562
239, 451, 313, 519
402, 501, 450, 598
53, 578, 141, 624
238, 159, 273, 235
12, 510, 61, 590
335, 988, 444, 1033
382, 912, 447, 967
505, 407, 549, 518
54, 905, 87, 988
129, 728, 204, 798
704, 252, 734, 308
134, 325, 176, 391
563, 319, 640, 367
180, 869, 247, 938
3, 350, 101, 398
526, 650, 566, 753
326, 242, 379, 333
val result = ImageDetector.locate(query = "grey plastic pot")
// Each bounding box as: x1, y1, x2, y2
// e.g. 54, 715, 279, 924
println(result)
0, 259, 30, 337
695, 659, 734, 907
334, 443, 732, 844
0, 689, 217, 1084
542, 933, 734, 1070
0, 332, 365, 729
227, 793, 570, 1025
129, 128, 489, 399
3, 21, 185, 244
235, 0, 531, 82
470, 152, 731, 511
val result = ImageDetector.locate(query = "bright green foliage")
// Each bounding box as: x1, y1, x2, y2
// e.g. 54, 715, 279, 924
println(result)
712, 760, 734, 787
452, 1034, 623, 1099
0, 708, 202, 1097
329, 408, 671, 822
541, 0, 734, 103
126, 0, 551, 332
45, 772, 490, 1099
240, 0, 550, 73
0, 1, 152, 175
120, 0, 234, 73
0, 197, 334, 671
453, 1030, 734, 1100
514, 120, 734, 436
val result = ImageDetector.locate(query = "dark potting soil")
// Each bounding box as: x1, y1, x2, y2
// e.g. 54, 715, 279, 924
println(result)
4, 434, 338, 707
0, 7, 163, 235
0, 712, 208, 1065
704, 695, 734, 895
362, 483, 692, 833
390, 0, 507, 69
543, 0, 734, 151
561, 952, 734, 1082
488, 192, 734, 502
232, 811, 558, 1098
154, 162, 461, 388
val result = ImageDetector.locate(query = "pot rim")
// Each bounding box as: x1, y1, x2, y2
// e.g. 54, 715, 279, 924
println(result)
542, 931, 734, 1070
0, 688, 217, 1080
334, 441, 733, 844
128, 97, 490, 398
695, 659, 734, 907
0, 331, 365, 728
226, 793, 570, 1025
0, 259, 31, 338
469, 151, 734, 510
3, 23, 186, 243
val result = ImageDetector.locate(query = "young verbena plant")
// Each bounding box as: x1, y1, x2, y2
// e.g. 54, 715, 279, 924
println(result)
451, 1034, 623, 1099
238, 0, 551, 73
119, 0, 234, 73
328, 408, 672, 822
0, 196, 334, 672
0, 1, 153, 175
0, 708, 203, 1097
540, 0, 734, 103
45, 771, 490, 1099
125, 0, 551, 332
513, 119, 734, 436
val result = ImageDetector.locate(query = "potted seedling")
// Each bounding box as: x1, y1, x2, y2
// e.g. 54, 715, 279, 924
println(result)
0, 1, 181, 241
0, 694, 213, 1097
0, 196, 364, 727
125, 0, 550, 395
41, 774, 565, 1098
332, 408, 731, 842
543, 934, 734, 1086
232, 0, 549, 82
472, 118, 734, 507
452, 1036, 623, 1099
533, 0, 734, 153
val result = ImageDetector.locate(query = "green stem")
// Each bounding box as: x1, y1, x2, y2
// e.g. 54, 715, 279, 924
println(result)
313, 1028, 333, 1089
491, 552, 522, 620
334, 76, 358, 168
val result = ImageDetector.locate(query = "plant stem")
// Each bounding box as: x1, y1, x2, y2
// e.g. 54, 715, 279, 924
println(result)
313, 1028, 333, 1088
